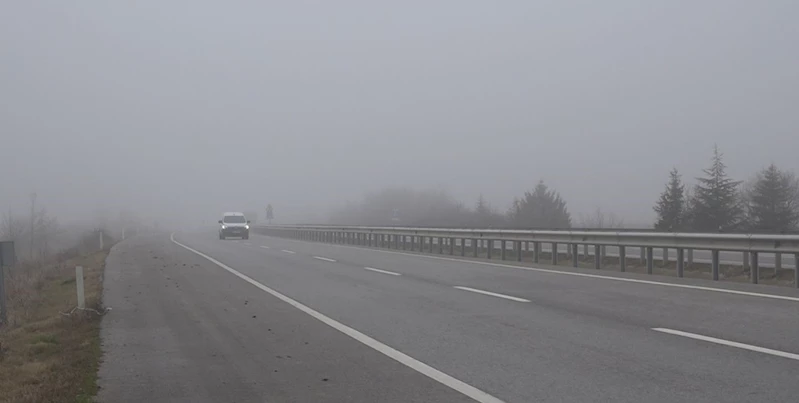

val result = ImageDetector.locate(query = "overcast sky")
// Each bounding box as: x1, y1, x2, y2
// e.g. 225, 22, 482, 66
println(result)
2, 1, 798, 227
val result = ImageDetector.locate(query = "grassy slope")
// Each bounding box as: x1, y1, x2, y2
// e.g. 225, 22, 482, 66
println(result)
0, 251, 107, 403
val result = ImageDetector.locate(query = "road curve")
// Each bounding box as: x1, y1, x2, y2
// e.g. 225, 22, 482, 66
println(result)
97, 230, 799, 402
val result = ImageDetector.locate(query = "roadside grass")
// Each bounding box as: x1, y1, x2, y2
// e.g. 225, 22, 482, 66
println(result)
0, 250, 108, 403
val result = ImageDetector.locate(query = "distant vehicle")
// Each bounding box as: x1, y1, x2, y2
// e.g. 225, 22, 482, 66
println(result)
218, 212, 250, 240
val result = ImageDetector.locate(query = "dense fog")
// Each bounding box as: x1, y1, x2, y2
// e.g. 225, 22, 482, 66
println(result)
2, 1, 798, 237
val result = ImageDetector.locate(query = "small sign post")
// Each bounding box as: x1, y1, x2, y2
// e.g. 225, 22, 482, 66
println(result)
76, 266, 85, 310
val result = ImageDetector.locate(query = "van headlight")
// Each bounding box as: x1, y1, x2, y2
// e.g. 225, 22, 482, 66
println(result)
245, 224, 250, 230
221, 225, 227, 229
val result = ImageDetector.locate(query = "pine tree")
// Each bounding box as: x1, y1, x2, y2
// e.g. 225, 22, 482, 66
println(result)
508, 180, 571, 228
746, 164, 799, 232
475, 194, 489, 217
653, 168, 685, 231
689, 145, 742, 231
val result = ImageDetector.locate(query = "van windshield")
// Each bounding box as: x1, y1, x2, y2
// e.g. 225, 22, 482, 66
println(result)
223, 216, 246, 224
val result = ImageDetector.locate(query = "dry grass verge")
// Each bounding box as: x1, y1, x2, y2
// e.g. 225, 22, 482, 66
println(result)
0, 250, 108, 403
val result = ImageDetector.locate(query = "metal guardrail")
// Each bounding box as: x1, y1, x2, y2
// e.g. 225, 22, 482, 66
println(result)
254, 225, 799, 288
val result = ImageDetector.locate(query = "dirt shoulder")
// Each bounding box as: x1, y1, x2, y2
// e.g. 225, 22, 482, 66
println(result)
0, 250, 109, 403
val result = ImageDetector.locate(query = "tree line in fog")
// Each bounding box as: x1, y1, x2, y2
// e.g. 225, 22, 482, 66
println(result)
329, 145, 799, 233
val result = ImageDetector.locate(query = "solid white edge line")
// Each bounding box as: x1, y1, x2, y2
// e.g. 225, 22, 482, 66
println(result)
281, 249, 296, 254
262, 237, 799, 303
170, 234, 504, 403
313, 256, 337, 262
453, 286, 530, 303
259, 245, 270, 249
364, 267, 402, 276
652, 328, 799, 361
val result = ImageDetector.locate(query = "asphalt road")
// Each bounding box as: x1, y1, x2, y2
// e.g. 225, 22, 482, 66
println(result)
98, 230, 799, 402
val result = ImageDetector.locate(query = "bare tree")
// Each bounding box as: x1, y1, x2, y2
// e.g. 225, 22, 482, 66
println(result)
579, 207, 625, 229
1, 210, 27, 242
34, 209, 62, 258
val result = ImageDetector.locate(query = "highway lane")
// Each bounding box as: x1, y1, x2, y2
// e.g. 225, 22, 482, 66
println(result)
158, 230, 799, 402
97, 233, 471, 403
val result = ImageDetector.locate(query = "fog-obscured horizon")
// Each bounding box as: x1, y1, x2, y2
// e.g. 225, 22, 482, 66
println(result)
2, 1, 798, 229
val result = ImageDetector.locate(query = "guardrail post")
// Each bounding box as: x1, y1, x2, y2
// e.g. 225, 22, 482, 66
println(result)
751, 252, 759, 284
472, 239, 478, 257
438, 237, 443, 254
551, 243, 558, 265
449, 238, 454, 255
794, 254, 798, 288
775, 253, 782, 278
517, 241, 523, 262
594, 245, 601, 270
712, 250, 720, 280
619, 246, 626, 272
646, 247, 654, 274
460, 239, 466, 256
500, 240, 506, 260
486, 240, 492, 259
419, 236, 424, 253
676, 248, 684, 277
572, 244, 578, 267
686, 249, 693, 268
533, 242, 540, 263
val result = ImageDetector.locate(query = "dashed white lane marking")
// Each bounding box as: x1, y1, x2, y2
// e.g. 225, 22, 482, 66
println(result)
171, 234, 504, 403
364, 267, 402, 276
453, 286, 530, 303
281, 249, 296, 254
653, 328, 799, 361
313, 256, 337, 262
259, 245, 270, 249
